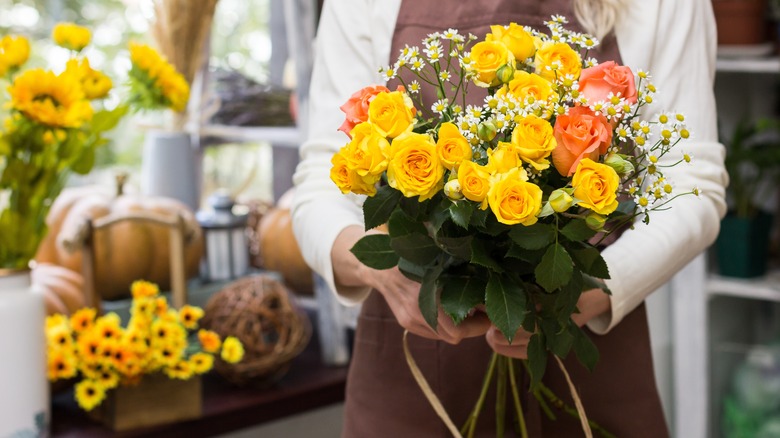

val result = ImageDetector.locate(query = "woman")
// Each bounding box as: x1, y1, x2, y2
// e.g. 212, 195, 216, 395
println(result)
292, 0, 727, 436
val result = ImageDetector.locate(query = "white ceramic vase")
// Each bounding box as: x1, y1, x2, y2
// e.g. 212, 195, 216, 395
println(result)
0, 269, 49, 437
140, 130, 199, 210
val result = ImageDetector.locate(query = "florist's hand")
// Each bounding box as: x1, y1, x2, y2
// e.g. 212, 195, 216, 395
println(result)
486, 289, 612, 358
368, 266, 491, 344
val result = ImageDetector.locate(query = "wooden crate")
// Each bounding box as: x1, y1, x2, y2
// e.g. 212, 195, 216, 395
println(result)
90, 374, 201, 431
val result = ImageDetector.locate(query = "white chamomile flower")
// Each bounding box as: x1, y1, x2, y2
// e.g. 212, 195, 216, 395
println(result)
410, 57, 424, 72
431, 98, 449, 115
380, 66, 397, 81
439, 71, 452, 82
408, 80, 421, 94
584, 57, 599, 68
682, 151, 694, 164
442, 28, 459, 40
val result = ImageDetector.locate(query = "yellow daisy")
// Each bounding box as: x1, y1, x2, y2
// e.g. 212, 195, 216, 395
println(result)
153, 344, 183, 368
47, 350, 77, 381
77, 331, 103, 364
164, 360, 194, 380
0, 35, 30, 75
178, 305, 204, 330
8, 69, 92, 128
46, 324, 74, 351
45, 314, 68, 330
154, 297, 169, 317
131, 280, 159, 299
69, 308, 97, 334
189, 352, 214, 375
220, 336, 245, 364
64, 58, 112, 100
95, 368, 119, 390
52, 22, 91, 52
94, 313, 123, 342
198, 329, 221, 354
74, 379, 105, 411
128, 42, 190, 112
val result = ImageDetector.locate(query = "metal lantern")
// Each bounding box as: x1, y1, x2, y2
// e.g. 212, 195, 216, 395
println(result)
196, 192, 250, 281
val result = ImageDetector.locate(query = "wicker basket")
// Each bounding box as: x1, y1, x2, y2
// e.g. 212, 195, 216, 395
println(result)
201, 275, 311, 386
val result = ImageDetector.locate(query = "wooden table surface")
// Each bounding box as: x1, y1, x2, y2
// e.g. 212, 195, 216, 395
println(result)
51, 335, 349, 437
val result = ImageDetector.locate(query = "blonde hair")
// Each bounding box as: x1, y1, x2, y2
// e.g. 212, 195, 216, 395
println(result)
573, 0, 629, 41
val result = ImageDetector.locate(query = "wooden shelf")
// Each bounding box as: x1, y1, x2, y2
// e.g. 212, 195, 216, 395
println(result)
707, 271, 780, 302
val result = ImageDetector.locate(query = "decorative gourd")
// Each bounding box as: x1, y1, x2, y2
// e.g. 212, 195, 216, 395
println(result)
35, 175, 204, 300
257, 190, 313, 295
31, 263, 85, 315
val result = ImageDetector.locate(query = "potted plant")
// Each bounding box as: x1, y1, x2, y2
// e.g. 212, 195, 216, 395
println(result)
716, 119, 780, 277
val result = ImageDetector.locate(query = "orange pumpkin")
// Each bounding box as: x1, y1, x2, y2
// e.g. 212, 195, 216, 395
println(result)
31, 263, 85, 315
35, 178, 204, 300
257, 191, 313, 295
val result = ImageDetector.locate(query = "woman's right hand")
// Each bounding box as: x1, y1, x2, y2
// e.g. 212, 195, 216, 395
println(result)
363, 265, 491, 344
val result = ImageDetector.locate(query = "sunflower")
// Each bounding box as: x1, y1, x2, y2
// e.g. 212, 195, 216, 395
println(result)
77, 331, 103, 364
189, 352, 214, 375
128, 42, 190, 112
220, 336, 245, 364
8, 69, 92, 128
164, 360, 194, 380
52, 22, 91, 52
178, 305, 204, 330
95, 368, 119, 390
64, 58, 112, 100
123, 326, 149, 354
78, 361, 103, 380
47, 350, 77, 381
96, 341, 116, 366
94, 313, 123, 342
150, 318, 184, 348
198, 329, 221, 354
154, 297, 169, 317
45, 314, 68, 330
131, 280, 159, 299
0, 35, 30, 75
74, 380, 105, 411
153, 344, 183, 368
69, 308, 96, 333
46, 324, 74, 351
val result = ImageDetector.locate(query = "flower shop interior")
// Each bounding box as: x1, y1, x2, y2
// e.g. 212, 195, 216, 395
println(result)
2, 0, 780, 437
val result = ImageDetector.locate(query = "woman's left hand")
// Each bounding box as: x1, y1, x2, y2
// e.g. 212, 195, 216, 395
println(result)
485, 288, 611, 359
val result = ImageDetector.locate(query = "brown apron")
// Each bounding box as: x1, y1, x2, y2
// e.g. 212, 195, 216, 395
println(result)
343, 2, 668, 436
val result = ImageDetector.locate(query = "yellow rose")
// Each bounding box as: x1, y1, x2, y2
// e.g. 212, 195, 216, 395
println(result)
497, 71, 558, 109
487, 143, 521, 175
510, 115, 557, 171
330, 148, 377, 196
487, 23, 536, 61
534, 41, 582, 82
572, 158, 620, 215
457, 160, 492, 210
368, 90, 415, 138
52, 23, 91, 52
488, 168, 543, 226
344, 122, 390, 177
387, 133, 444, 201
470, 41, 514, 88
436, 122, 472, 170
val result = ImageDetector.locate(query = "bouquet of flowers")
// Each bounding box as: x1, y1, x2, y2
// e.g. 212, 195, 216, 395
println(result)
0, 22, 189, 270
331, 16, 697, 437
46, 280, 244, 411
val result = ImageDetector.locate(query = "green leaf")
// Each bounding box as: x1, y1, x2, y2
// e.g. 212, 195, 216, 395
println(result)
419, 265, 444, 331
363, 186, 402, 231
388, 209, 427, 237
583, 274, 611, 295
471, 238, 504, 272
71, 147, 95, 175
541, 318, 574, 359
471, 207, 489, 228
441, 275, 487, 325
556, 270, 584, 324
398, 258, 425, 282
391, 233, 441, 266
572, 326, 599, 372
571, 247, 611, 279
481, 215, 509, 236
437, 235, 473, 260
485, 273, 526, 343
90, 105, 128, 133
535, 243, 573, 292
449, 201, 474, 229
527, 333, 548, 388
429, 201, 450, 233
509, 223, 556, 250
560, 219, 597, 242
400, 196, 421, 219
350, 234, 399, 269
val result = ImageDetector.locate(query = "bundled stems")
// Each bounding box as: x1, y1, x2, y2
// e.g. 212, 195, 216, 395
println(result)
496, 356, 508, 438
507, 359, 529, 438
461, 353, 499, 437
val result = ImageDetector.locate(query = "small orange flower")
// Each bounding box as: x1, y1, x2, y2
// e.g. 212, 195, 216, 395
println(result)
47, 350, 77, 380
198, 329, 221, 354
131, 280, 159, 299
178, 305, 204, 330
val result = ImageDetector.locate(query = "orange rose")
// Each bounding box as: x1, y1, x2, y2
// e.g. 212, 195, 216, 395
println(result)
338, 85, 390, 137
578, 61, 637, 104
552, 106, 612, 176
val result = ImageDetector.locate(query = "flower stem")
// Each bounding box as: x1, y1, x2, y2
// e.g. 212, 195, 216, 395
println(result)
496, 356, 507, 438
462, 352, 499, 438
507, 359, 528, 438
538, 384, 617, 438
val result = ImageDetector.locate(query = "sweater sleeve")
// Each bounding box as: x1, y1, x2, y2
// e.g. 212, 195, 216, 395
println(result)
291, 0, 400, 305
587, 0, 728, 334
